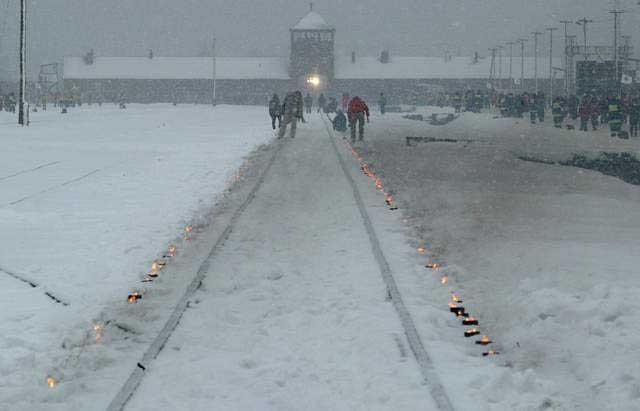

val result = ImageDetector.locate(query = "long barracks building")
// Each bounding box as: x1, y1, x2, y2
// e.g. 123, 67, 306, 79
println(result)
63, 11, 562, 105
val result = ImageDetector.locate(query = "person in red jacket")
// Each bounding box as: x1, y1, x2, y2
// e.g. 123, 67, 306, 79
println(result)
347, 96, 370, 142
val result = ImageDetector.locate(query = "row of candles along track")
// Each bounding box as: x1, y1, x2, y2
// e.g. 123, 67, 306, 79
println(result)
46, 224, 195, 389
127, 225, 192, 303
46, 166, 254, 388
346, 141, 498, 357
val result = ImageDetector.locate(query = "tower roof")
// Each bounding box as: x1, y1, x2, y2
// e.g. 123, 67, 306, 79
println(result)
292, 11, 333, 30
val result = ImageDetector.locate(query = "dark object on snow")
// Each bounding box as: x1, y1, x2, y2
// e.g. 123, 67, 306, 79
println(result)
464, 329, 480, 337
566, 124, 575, 130
450, 306, 466, 316
518, 155, 556, 165
462, 318, 479, 326
482, 351, 499, 356
406, 136, 473, 146
387, 105, 416, 113
560, 152, 640, 185
428, 113, 457, 125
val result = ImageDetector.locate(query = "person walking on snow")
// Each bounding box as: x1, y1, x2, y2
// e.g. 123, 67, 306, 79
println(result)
341, 93, 350, 111
347, 96, 370, 142
295, 91, 306, 123
578, 96, 591, 132
304, 93, 313, 115
317, 93, 327, 113
378, 92, 387, 115
629, 97, 640, 137
278, 91, 303, 139
268, 94, 281, 130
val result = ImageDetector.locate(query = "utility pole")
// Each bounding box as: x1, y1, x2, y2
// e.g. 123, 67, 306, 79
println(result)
610, 9, 624, 97
507, 41, 515, 94
567, 35, 577, 94
212, 37, 217, 107
547, 27, 558, 104
497, 45, 504, 90
575, 18, 593, 61
18, 0, 27, 125
518, 38, 528, 92
488, 47, 497, 90
559, 20, 572, 96
532, 31, 543, 93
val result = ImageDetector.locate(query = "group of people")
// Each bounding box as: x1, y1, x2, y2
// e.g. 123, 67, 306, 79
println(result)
564, 94, 639, 138
445, 88, 640, 139
268, 91, 371, 142
0, 92, 17, 113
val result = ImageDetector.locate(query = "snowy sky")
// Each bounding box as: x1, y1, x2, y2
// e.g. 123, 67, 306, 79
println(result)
0, 0, 636, 78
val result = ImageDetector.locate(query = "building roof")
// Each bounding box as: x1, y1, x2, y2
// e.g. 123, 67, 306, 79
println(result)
292, 11, 333, 30
64, 55, 564, 81
63, 56, 289, 80
335, 56, 564, 80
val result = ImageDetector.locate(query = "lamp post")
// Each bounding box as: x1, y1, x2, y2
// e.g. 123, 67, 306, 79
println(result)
507, 41, 515, 94
518, 38, 528, 92
212, 37, 217, 106
532, 31, 543, 93
18, 0, 27, 125
547, 27, 558, 105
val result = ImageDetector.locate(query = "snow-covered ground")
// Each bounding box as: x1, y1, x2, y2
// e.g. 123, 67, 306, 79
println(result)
126, 116, 440, 410
4, 103, 639, 410
0, 104, 273, 410
357, 107, 640, 410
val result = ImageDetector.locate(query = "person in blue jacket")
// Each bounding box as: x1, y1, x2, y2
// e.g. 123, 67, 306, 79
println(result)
332, 109, 347, 132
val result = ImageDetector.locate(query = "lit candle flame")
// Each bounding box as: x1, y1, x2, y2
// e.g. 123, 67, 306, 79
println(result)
128, 292, 141, 303
480, 335, 491, 343
184, 225, 193, 240
451, 293, 461, 303
448, 301, 457, 308
426, 263, 440, 269
417, 246, 426, 254
47, 376, 56, 388
94, 323, 103, 343
440, 275, 448, 284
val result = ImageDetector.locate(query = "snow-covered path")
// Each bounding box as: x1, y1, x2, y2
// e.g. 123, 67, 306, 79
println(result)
124, 116, 440, 410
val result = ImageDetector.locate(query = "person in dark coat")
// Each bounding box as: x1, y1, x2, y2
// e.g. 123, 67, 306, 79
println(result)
279, 91, 305, 138
378, 92, 387, 115
629, 97, 640, 137
268, 94, 281, 130
578, 96, 591, 132
295, 91, 305, 123
332, 109, 347, 132
304, 93, 313, 114
317, 93, 327, 113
